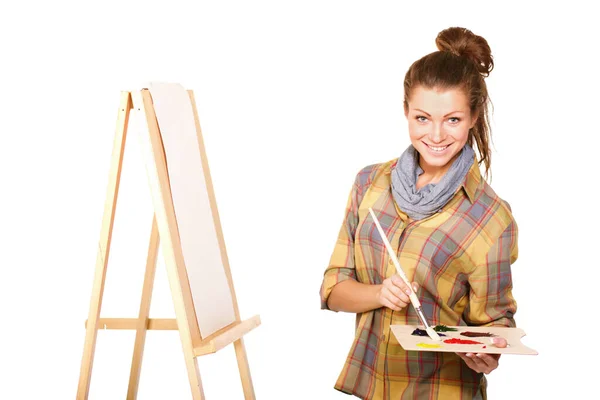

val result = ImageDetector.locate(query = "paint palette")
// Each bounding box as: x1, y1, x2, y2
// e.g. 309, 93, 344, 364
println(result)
390, 325, 538, 355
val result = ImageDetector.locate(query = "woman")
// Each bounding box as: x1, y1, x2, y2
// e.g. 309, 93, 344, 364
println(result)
319, 27, 517, 400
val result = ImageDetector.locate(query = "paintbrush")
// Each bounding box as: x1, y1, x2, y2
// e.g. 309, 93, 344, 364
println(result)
368, 207, 442, 342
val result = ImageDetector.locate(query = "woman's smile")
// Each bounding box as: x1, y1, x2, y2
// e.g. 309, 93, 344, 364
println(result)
423, 141, 452, 154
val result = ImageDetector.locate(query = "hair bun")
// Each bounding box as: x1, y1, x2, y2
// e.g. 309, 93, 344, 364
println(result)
435, 27, 494, 77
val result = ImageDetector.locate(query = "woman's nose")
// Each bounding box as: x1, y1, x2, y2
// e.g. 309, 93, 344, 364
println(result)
428, 123, 446, 144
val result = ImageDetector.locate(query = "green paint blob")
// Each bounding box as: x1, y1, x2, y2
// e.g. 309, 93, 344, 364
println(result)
433, 325, 458, 332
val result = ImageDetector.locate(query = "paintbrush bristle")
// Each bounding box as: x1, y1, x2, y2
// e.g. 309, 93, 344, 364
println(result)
426, 327, 442, 341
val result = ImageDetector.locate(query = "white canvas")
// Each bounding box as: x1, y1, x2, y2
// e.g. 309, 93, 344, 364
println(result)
144, 81, 236, 338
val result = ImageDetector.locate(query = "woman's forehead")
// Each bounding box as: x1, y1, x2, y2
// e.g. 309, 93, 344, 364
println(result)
407, 86, 469, 113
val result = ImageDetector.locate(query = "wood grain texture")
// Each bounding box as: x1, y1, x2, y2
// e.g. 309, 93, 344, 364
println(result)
85, 318, 178, 330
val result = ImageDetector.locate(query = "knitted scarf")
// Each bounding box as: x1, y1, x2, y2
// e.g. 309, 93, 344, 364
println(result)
390, 144, 475, 220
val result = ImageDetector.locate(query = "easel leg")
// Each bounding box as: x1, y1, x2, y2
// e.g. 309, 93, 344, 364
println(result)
234, 338, 257, 399
127, 216, 160, 399
77, 92, 132, 399
182, 352, 205, 399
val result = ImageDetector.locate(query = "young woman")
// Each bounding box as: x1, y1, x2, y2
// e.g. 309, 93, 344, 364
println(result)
320, 27, 517, 400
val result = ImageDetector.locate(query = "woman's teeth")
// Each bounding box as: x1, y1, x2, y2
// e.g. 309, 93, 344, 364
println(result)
426, 143, 449, 152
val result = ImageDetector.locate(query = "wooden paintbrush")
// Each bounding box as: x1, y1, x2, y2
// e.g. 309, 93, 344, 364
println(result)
368, 207, 441, 341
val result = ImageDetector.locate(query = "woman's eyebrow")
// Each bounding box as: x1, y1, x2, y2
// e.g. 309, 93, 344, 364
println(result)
414, 108, 466, 117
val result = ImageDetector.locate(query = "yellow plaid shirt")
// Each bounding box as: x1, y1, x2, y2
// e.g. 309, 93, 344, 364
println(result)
320, 154, 518, 400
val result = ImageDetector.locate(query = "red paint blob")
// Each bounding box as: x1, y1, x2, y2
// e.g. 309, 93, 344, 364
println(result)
443, 338, 483, 345
483, 346, 487, 349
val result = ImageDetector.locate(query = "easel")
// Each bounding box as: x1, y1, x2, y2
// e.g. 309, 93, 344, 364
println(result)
77, 87, 260, 399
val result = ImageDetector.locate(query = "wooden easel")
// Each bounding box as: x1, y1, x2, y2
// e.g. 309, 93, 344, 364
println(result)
77, 88, 260, 399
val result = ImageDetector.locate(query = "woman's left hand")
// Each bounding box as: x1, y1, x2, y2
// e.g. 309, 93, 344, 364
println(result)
455, 337, 507, 374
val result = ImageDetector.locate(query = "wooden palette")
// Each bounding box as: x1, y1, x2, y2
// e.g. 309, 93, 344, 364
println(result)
390, 325, 538, 355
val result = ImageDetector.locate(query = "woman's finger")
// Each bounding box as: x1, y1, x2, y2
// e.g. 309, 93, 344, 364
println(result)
381, 285, 410, 309
456, 353, 479, 371
456, 352, 491, 374
384, 291, 409, 308
390, 276, 412, 299
465, 353, 488, 371
390, 276, 420, 300
381, 297, 401, 311
412, 282, 419, 292
391, 275, 411, 292
384, 279, 410, 304
474, 353, 499, 370
385, 279, 406, 298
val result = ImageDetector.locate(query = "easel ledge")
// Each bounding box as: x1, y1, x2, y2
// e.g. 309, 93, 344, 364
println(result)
86, 315, 261, 356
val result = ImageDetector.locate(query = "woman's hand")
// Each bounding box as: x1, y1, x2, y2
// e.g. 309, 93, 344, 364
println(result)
376, 274, 419, 311
456, 337, 507, 374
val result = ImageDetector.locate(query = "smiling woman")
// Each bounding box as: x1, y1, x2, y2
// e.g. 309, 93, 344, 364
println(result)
320, 27, 517, 400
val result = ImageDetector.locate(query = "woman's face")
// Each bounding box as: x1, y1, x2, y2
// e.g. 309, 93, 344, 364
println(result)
404, 86, 477, 174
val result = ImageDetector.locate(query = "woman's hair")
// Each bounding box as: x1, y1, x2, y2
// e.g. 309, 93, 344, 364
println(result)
403, 27, 495, 180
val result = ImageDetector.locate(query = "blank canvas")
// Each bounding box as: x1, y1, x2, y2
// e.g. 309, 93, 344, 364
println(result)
145, 82, 236, 338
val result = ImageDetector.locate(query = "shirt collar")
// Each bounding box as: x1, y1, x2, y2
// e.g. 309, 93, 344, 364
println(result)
461, 153, 481, 203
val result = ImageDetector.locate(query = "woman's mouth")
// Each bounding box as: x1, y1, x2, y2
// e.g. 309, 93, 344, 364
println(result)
423, 142, 451, 154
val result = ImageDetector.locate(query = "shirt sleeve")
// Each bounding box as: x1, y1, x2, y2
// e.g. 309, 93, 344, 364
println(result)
319, 172, 363, 311
463, 218, 519, 327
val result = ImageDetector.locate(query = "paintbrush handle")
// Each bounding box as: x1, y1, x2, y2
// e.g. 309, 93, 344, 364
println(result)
368, 207, 422, 308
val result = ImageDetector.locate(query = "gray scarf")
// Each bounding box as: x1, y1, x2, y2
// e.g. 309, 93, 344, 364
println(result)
390, 144, 475, 220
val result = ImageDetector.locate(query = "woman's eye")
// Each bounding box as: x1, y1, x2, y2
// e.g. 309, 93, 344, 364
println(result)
416, 116, 427, 122
449, 117, 460, 123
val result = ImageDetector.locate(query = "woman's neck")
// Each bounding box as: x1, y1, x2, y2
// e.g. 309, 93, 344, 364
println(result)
416, 154, 454, 189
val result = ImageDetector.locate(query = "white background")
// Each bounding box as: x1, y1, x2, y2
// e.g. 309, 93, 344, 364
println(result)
1, 1, 598, 399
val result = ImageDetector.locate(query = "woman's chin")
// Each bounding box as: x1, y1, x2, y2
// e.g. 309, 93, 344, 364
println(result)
417, 149, 454, 168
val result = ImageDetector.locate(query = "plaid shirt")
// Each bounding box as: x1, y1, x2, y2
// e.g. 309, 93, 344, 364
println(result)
320, 155, 518, 400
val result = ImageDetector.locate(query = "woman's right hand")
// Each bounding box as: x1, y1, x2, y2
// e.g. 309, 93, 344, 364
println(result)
376, 275, 419, 311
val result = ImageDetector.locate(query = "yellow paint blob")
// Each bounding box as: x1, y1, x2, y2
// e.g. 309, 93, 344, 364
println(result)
416, 343, 442, 349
